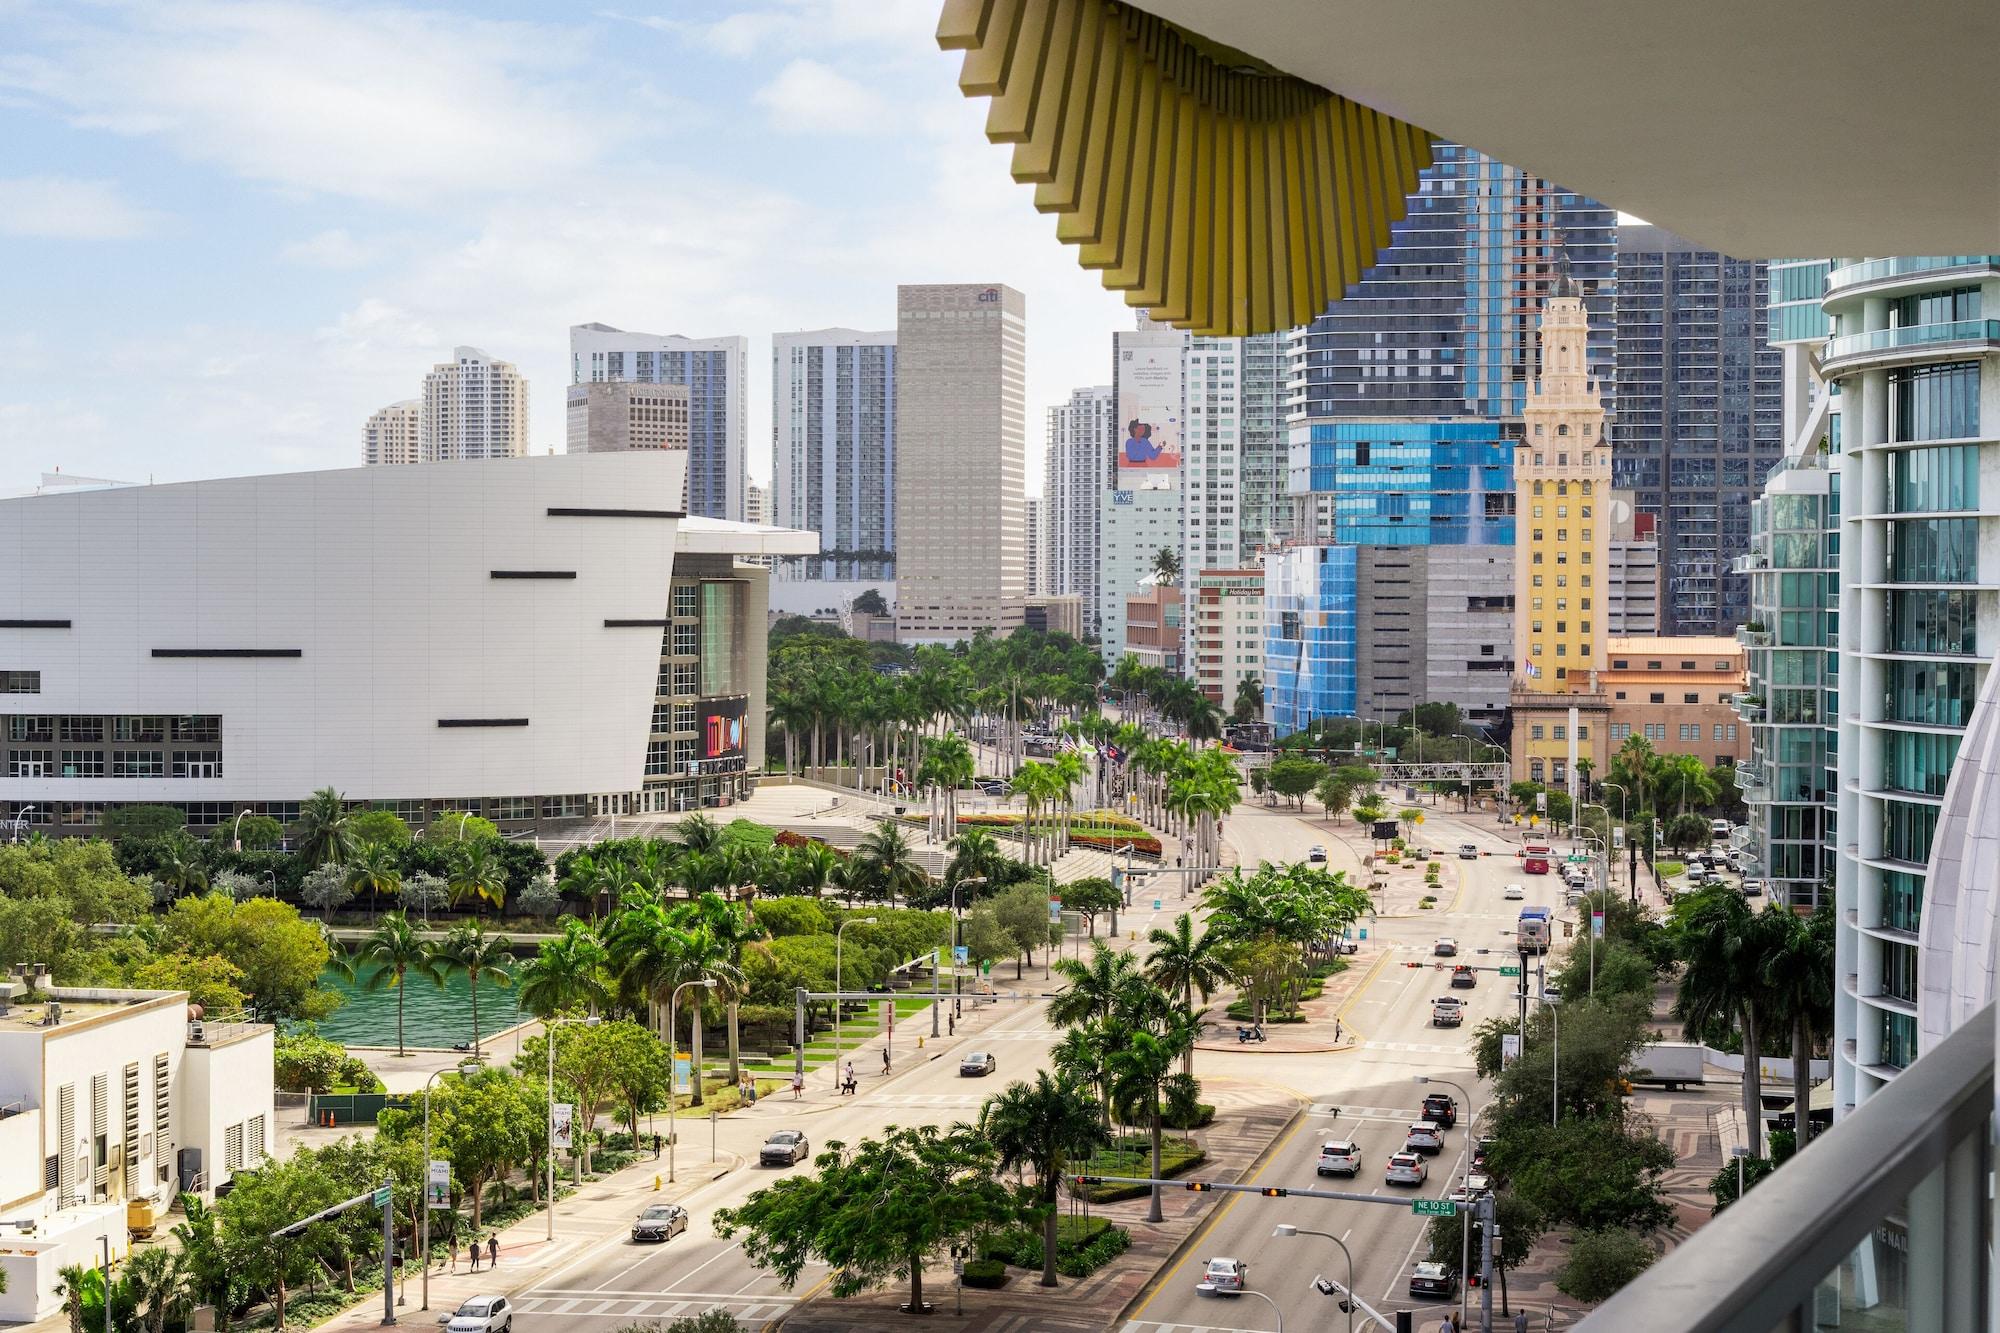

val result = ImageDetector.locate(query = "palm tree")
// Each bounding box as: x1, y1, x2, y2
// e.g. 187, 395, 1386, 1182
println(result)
1108, 1016, 1192, 1224
685, 892, 766, 1084
437, 923, 515, 1054
124, 1240, 187, 1333
57, 1262, 95, 1333
923, 731, 976, 839
517, 917, 610, 1017
1145, 914, 1237, 1074
944, 827, 1006, 891
784, 841, 841, 900
356, 911, 443, 1057
854, 823, 929, 906
1760, 904, 1836, 1151
676, 813, 722, 854
1151, 546, 1181, 587
343, 840, 403, 921
155, 836, 209, 898
1048, 940, 1145, 1029
446, 838, 508, 913
979, 1073, 1112, 1287
293, 786, 356, 867
1182, 695, 1225, 746
1674, 889, 1786, 1155
557, 850, 619, 921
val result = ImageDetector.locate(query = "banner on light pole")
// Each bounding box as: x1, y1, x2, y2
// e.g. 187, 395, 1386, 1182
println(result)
426, 1160, 450, 1209
1501, 1034, 1522, 1069
552, 1102, 574, 1151
1591, 910, 1606, 939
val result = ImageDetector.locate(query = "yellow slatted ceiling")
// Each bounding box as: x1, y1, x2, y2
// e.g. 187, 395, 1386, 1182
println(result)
941, 0, 1435, 336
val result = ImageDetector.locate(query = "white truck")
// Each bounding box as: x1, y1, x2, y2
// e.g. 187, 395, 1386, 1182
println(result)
1431, 996, 1465, 1028
1630, 1041, 1705, 1090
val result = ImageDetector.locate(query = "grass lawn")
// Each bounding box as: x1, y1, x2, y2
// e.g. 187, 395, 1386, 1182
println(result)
1075, 1133, 1206, 1202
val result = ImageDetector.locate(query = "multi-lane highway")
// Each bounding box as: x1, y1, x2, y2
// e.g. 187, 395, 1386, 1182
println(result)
500, 790, 1540, 1333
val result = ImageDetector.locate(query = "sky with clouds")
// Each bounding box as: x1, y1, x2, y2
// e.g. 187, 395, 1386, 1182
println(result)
0, 0, 1134, 491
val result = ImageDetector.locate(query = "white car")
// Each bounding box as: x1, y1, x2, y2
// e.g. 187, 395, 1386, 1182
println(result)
1385, 1151, 1428, 1186
1201, 1256, 1247, 1292
1503, 883, 1526, 900
1403, 1120, 1445, 1155
1742, 878, 1768, 897
441, 1296, 513, 1332
1316, 1140, 1362, 1176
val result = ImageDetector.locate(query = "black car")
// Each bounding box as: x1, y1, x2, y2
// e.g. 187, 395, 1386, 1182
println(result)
631, 1204, 689, 1243
1409, 1262, 1458, 1300
1421, 1092, 1458, 1130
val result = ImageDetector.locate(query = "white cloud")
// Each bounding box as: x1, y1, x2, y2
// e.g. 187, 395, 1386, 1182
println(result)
625, 1, 937, 58
754, 58, 890, 133
0, 176, 156, 238
0, 3, 603, 203
280, 228, 377, 268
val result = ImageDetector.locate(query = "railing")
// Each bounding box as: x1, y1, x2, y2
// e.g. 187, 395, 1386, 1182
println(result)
1822, 319, 2000, 368
1826, 255, 2000, 292
1583, 1000, 1992, 1331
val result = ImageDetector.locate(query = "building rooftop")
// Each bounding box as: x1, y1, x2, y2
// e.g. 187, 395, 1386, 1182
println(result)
677, 516, 819, 558
1605, 635, 1745, 657
0, 986, 184, 1035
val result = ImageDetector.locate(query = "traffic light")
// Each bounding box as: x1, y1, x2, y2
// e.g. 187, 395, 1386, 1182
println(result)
1185, 1181, 1212, 1192
1257, 1187, 1289, 1197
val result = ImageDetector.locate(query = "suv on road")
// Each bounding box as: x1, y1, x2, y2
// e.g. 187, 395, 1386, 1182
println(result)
1316, 1140, 1362, 1176
1458, 844, 1479, 859
1449, 965, 1477, 989
1433, 938, 1458, 957
1420, 1092, 1458, 1130
1385, 1152, 1428, 1186
1404, 1121, 1445, 1155
1307, 845, 1328, 863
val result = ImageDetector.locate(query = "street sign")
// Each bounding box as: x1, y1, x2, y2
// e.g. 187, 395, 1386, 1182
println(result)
1412, 1198, 1455, 1217
426, 1160, 450, 1209
1499, 966, 1521, 976
372, 1185, 392, 1210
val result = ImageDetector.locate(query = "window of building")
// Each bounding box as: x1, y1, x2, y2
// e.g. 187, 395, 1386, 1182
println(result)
1531, 725, 1545, 740
171, 717, 221, 743
1647, 661, 1662, 670
671, 624, 698, 656
672, 584, 699, 617
1683, 693, 1699, 704
8, 749, 51, 778
0, 671, 38, 694
1645, 723, 1666, 741
1649, 692, 1666, 704
114, 716, 166, 743
112, 751, 164, 779
1611, 722, 1630, 741
1529, 759, 1545, 782
1553, 725, 1567, 740
1578, 726, 1589, 739
58, 751, 103, 779
170, 751, 222, 779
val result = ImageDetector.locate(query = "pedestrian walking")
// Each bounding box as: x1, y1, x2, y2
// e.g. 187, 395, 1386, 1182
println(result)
881, 1046, 891, 1075
447, 1234, 458, 1275
947, 1013, 955, 1037
1514, 1311, 1530, 1333
488, 1235, 498, 1268
468, 1237, 480, 1273
652, 1132, 662, 1159
1335, 1018, 1344, 1042
790, 1073, 804, 1101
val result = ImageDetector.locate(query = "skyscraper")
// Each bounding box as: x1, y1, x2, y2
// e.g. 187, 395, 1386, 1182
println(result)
1025, 495, 1043, 598
566, 382, 690, 454
1044, 385, 1113, 637
1101, 326, 1185, 667
1612, 226, 1784, 634
1292, 142, 1615, 426
569, 323, 749, 521
420, 347, 529, 462
363, 400, 420, 466
771, 329, 896, 584
893, 284, 1027, 643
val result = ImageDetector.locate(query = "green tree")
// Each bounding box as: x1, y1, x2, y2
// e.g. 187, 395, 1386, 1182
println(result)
154, 834, 210, 897
127, 951, 248, 1012
1151, 546, 1181, 586
212, 813, 283, 851
851, 588, 889, 616
1048, 940, 1144, 1029
992, 881, 1058, 977
343, 840, 403, 917
1230, 675, 1263, 725
1423, 1192, 1544, 1314
1663, 812, 1712, 857
979, 1073, 1111, 1287
273, 1028, 349, 1094
345, 809, 413, 849
1107, 1018, 1193, 1224
99, 804, 187, 841
715, 1125, 1014, 1315
437, 923, 514, 1054
426, 810, 501, 843
1314, 773, 1353, 823
1057, 877, 1120, 937
123, 1244, 186, 1333
1405, 701, 1465, 737
1557, 1227, 1657, 1302
292, 787, 356, 867
1144, 913, 1236, 1074
603, 1019, 675, 1137
161, 894, 338, 1022
1760, 905, 1836, 1151
1674, 887, 1786, 1155
853, 823, 930, 906
1494, 1118, 1675, 1234
356, 911, 443, 1057
1265, 756, 1325, 809
517, 918, 611, 1017
447, 839, 509, 913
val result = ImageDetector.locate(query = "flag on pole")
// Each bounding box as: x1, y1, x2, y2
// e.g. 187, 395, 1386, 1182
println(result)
1523, 659, 1542, 679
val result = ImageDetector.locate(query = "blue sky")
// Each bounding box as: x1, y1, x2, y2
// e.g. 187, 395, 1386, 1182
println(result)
0, 0, 1131, 490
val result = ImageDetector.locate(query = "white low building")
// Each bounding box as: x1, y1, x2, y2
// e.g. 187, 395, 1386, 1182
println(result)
0, 979, 272, 1322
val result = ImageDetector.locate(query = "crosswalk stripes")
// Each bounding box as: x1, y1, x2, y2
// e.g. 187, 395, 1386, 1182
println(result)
1121, 1321, 1266, 1333
1363, 1040, 1472, 1055
515, 1292, 799, 1322
870, 1092, 986, 1107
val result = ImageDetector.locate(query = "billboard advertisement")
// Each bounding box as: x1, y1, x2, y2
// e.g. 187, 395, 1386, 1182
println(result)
1115, 333, 1182, 490
697, 696, 748, 774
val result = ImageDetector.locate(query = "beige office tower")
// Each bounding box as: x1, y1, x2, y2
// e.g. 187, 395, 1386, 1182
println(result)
894, 284, 1027, 642
420, 346, 529, 461
363, 400, 421, 465
566, 381, 691, 455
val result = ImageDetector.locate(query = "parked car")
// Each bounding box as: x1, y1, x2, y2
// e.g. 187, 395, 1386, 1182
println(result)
1385, 1151, 1428, 1186
630, 1203, 690, 1242
1471, 1137, 1496, 1171
1458, 843, 1479, 859
1306, 845, 1328, 863
1316, 1140, 1362, 1176
1432, 938, 1458, 957
1450, 965, 1477, 989
1465, 1170, 1494, 1196
1503, 882, 1526, 900
1409, 1261, 1458, 1300
759, 1130, 811, 1167
959, 1051, 998, 1077
1332, 937, 1359, 955
1200, 1257, 1247, 1292
1404, 1121, 1445, 1155
1420, 1092, 1458, 1129
442, 1297, 513, 1332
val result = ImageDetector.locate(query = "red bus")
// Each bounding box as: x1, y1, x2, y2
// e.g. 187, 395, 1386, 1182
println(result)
1522, 842, 1553, 875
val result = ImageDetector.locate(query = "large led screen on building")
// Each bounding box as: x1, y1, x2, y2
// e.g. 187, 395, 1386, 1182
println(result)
1115, 335, 1181, 490
698, 696, 748, 773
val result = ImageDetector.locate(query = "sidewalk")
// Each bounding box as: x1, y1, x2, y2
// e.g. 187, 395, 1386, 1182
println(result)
313, 1148, 745, 1330
775, 1079, 1301, 1333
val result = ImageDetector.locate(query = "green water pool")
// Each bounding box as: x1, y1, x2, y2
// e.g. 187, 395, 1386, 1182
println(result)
314, 963, 528, 1049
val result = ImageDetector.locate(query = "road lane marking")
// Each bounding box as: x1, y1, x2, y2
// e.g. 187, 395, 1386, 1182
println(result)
1120, 1106, 1312, 1327
526, 1289, 799, 1302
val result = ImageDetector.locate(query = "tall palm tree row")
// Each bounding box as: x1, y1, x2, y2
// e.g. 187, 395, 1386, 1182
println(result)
356, 911, 444, 1058
601, 887, 761, 1107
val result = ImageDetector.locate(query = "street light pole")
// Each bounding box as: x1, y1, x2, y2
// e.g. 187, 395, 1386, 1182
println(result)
1548, 997, 1562, 1127
231, 807, 254, 853
545, 1015, 599, 1241
833, 917, 878, 1081
1273, 1224, 1353, 1333
1418, 1076, 1480, 1327
414, 1056, 476, 1304
668, 978, 717, 1184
